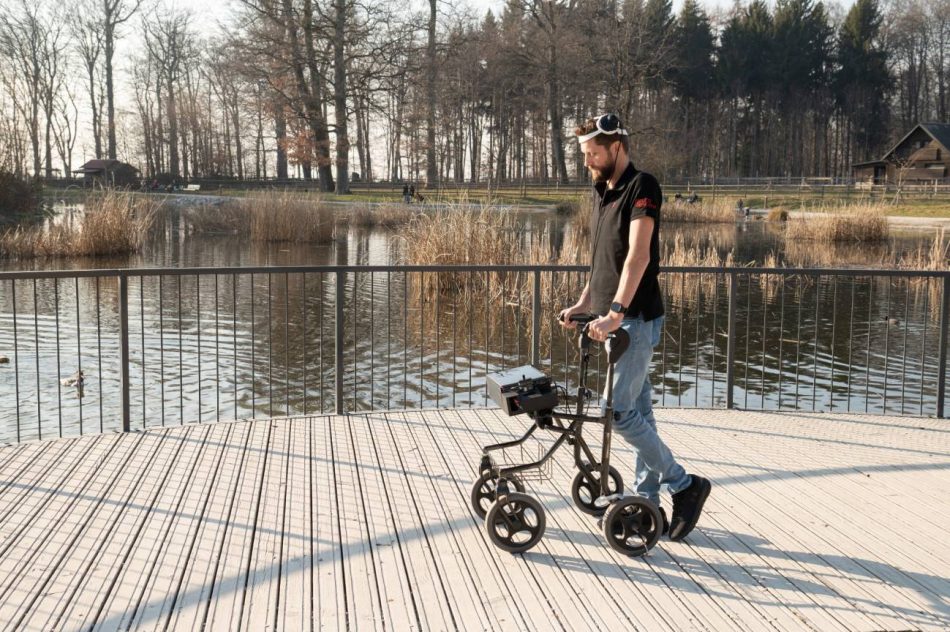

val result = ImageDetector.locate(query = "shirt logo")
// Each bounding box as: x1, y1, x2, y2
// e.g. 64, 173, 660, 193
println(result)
634, 198, 657, 210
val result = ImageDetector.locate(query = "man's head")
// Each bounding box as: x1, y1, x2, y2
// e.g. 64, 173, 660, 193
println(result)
575, 114, 630, 184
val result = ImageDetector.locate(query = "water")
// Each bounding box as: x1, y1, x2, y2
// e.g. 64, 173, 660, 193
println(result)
0, 205, 946, 443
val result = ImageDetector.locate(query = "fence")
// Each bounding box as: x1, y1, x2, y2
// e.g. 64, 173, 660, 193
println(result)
0, 265, 947, 444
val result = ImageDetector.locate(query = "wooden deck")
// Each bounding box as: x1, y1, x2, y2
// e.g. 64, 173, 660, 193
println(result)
0, 408, 947, 631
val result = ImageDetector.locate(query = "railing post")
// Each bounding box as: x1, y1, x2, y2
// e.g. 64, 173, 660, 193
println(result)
938, 276, 950, 418
335, 270, 345, 415
119, 274, 131, 432
726, 272, 738, 409
532, 269, 542, 366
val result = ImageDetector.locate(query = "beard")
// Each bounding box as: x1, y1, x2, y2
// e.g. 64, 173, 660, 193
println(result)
589, 161, 614, 183
588, 154, 617, 183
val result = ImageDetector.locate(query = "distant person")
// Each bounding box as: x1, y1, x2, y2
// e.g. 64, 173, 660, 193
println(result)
402, 183, 411, 203
559, 113, 712, 541
409, 184, 416, 203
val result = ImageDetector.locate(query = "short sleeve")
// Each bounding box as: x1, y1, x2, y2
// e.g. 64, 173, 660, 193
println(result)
628, 174, 662, 221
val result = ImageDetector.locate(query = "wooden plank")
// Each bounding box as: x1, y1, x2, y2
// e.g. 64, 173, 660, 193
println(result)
241, 418, 291, 630
312, 415, 344, 632
126, 421, 237, 630
345, 414, 420, 631
0, 431, 147, 627
163, 420, 255, 631
0, 440, 51, 482
364, 413, 454, 631
24, 424, 224, 631
17, 430, 174, 630
202, 417, 272, 630
72, 424, 215, 630
275, 417, 314, 632
384, 411, 509, 631
0, 437, 93, 527
330, 414, 383, 631
663, 410, 931, 631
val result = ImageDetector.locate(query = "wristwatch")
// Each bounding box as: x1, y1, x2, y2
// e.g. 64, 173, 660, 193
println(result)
609, 301, 627, 315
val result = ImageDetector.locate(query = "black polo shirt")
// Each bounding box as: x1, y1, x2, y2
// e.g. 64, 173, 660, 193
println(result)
588, 162, 664, 320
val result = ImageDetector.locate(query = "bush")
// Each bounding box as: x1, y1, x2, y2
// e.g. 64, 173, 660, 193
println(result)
0, 170, 42, 225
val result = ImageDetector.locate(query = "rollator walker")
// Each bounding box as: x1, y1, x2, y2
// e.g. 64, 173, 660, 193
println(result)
470, 314, 664, 556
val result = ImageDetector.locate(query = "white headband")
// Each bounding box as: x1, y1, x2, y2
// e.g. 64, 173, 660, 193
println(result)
576, 127, 629, 144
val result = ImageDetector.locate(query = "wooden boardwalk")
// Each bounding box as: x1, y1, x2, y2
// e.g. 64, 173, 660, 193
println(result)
0, 408, 947, 631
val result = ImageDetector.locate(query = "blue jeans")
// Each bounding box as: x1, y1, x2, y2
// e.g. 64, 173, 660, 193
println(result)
603, 315, 690, 506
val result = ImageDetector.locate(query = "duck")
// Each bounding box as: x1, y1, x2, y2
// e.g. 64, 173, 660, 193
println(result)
0, 355, 8, 364
884, 316, 900, 326
61, 370, 85, 387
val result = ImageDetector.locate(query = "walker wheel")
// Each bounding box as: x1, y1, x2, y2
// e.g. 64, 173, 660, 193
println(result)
571, 463, 623, 516
602, 496, 663, 557
470, 472, 525, 520
484, 492, 546, 554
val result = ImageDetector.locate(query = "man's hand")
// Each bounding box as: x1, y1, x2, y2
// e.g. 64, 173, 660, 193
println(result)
588, 312, 623, 342
557, 304, 587, 330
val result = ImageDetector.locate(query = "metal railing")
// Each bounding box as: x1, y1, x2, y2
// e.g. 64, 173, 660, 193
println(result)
1, 265, 948, 444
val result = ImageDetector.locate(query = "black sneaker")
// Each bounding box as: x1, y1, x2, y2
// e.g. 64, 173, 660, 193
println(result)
669, 475, 711, 541
659, 507, 669, 536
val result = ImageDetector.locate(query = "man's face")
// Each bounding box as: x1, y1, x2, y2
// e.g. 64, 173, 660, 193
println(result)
581, 139, 620, 183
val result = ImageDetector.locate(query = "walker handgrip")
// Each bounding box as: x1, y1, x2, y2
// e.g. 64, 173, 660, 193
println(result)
559, 313, 596, 325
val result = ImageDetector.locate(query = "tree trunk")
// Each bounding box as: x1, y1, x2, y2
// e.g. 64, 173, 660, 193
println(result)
333, 0, 349, 193
425, 0, 438, 186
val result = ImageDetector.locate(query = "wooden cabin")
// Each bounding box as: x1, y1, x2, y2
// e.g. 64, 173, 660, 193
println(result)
73, 160, 140, 188
852, 122, 950, 184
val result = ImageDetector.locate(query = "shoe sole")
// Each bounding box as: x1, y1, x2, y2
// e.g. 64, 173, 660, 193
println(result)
669, 478, 711, 542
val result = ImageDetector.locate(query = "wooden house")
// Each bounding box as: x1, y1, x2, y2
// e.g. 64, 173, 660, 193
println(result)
852, 122, 950, 184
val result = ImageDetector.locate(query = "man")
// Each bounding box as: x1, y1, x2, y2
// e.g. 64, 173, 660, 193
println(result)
558, 114, 711, 541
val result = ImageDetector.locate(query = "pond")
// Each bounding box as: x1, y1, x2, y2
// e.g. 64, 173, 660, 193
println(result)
0, 202, 946, 443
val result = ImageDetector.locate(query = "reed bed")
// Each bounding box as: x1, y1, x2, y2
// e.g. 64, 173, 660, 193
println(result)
784, 203, 889, 242
0, 191, 159, 259
396, 203, 748, 350
180, 192, 339, 242
350, 203, 416, 229
663, 196, 739, 223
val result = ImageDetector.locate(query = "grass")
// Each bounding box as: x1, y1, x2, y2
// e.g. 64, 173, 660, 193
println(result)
0, 191, 159, 259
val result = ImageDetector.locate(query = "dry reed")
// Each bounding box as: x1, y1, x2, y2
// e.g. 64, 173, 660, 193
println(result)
0, 191, 159, 258
350, 203, 416, 229
663, 196, 739, 223
196, 192, 336, 242
784, 203, 889, 242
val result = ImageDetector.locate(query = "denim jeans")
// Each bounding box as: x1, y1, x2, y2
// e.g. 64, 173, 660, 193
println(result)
604, 315, 690, 506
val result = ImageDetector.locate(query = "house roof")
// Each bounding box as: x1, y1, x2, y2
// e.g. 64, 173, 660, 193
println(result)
73, 159, 139, 174
77, 159, 121, 172
881, 122, 950, 160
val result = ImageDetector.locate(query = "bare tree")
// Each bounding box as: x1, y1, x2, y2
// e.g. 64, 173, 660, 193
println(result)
71, 10, 105, 159
143, 8, 195, 179
0, 0, 45, 176
52, 86, 79, 178
101, 0, 144, 160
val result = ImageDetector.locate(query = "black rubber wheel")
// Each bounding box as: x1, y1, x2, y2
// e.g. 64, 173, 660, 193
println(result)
470, 472, 524, 519
602, 496, 663, 557
571, 463, 623, 516
485, 492, 546, 554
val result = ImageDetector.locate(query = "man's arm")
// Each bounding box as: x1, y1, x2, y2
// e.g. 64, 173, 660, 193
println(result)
612, 215, 654, 310
588, 215, 653, 340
